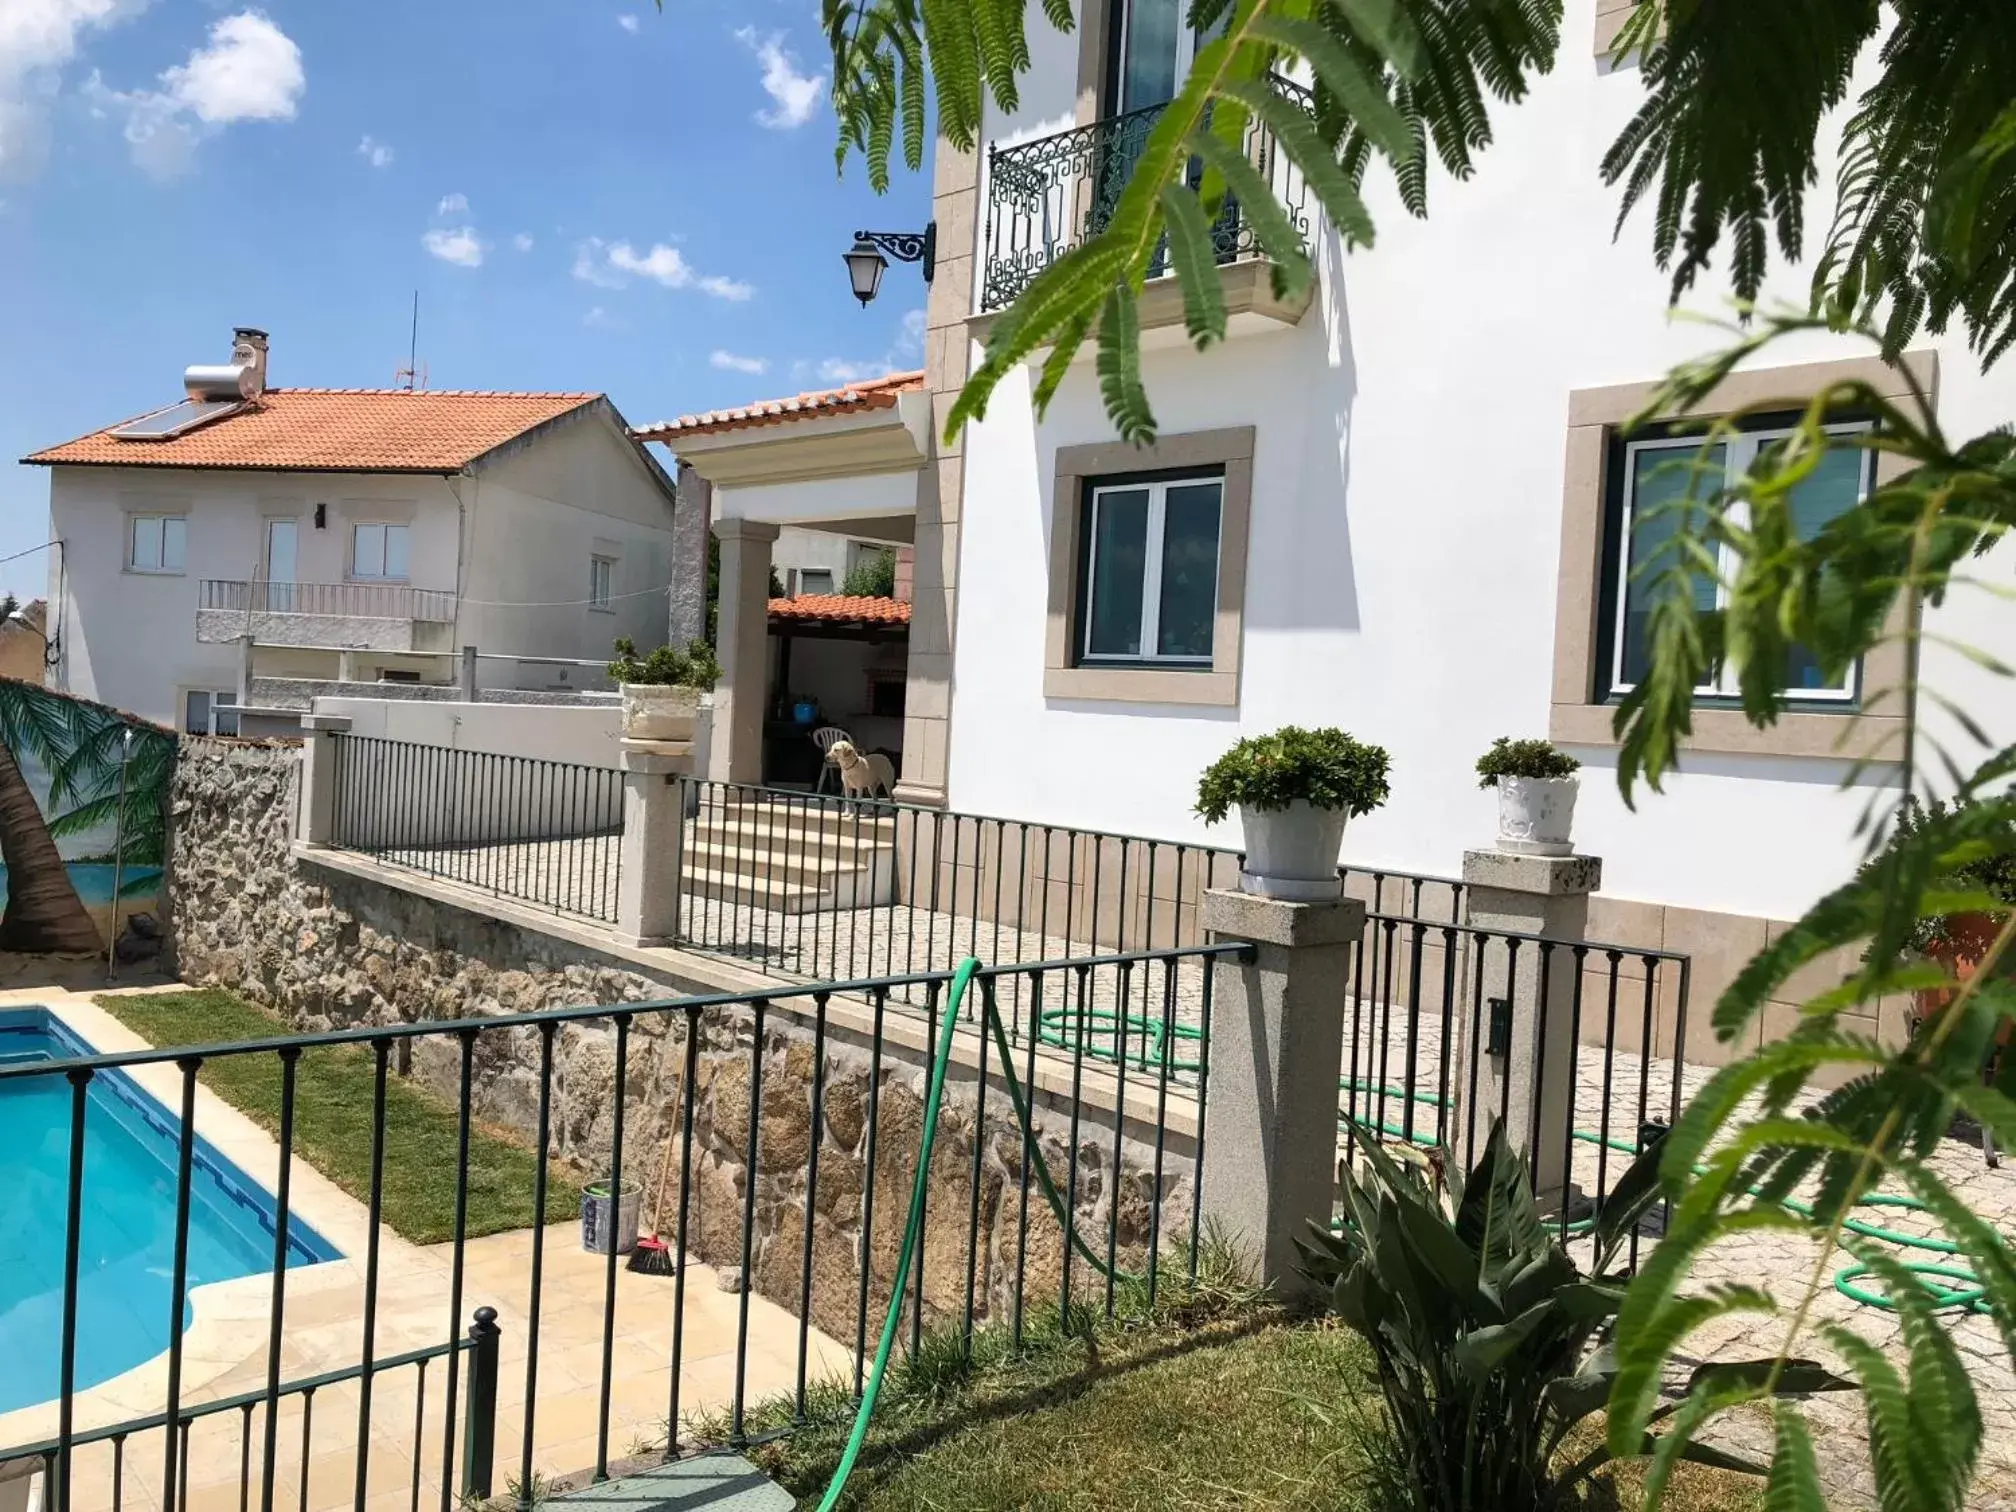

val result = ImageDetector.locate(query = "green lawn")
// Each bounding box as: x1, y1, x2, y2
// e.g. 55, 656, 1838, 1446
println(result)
96, 989, 579, 1244
702, 1293, 1763, 1512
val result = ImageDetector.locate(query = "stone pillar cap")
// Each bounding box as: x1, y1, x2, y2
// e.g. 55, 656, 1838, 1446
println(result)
1460, 849, 1602, 896
1203, 887, 1364, 948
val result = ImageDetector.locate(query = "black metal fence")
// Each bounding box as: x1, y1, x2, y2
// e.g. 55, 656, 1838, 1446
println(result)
328, 734, 623, 922
0, 948, 1226, 1512
980, 74, 1318, 313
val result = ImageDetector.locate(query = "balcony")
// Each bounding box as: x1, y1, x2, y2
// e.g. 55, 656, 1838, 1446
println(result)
978, 75, 1317, 318
197, 578, 458, 652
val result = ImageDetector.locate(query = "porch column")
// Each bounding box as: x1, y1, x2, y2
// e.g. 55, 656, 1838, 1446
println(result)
710, 517, 778, 786
1457, 850, 1603, 1211
669, 460, 712, 648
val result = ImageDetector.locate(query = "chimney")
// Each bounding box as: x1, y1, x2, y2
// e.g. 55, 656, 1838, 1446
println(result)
232, 327, 269, 396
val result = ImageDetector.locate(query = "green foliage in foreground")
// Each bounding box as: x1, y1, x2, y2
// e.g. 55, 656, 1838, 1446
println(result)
96, 989, 580, 1244
840, 549, 897, 599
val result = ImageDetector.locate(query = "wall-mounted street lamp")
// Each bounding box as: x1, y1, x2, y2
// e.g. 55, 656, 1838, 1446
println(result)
844, 223, 936, 308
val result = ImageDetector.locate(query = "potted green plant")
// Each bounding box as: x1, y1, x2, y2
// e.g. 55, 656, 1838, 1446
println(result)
1475, 737, 1581, 857
1195, 726, 1390, 900
608, 638, 720, 742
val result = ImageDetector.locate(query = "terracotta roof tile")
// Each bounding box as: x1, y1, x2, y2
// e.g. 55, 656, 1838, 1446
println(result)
24, 389, 603, 472
635, 370, 924, 442
768, 594, 911, 626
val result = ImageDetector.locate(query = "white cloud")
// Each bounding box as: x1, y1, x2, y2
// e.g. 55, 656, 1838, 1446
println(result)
422, 226, 485, 267
816, 358, 875, 383
574, 235, 754, 300
710, 350, 767, 375
616, 13, 640, 32
806, 308, 928, 387
83, 10, 304, 179
0, 0, 146, 181
733, 27, 823, 130
437, 191, 468, 215
513, 231, 534, 252
357, 133, 392, 168
583, 306, 615, 328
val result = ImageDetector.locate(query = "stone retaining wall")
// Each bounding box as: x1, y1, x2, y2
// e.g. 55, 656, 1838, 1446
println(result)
168, 736, 1197, 1342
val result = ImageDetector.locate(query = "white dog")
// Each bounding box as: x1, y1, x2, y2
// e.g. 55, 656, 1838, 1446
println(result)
825, 739, 895, 800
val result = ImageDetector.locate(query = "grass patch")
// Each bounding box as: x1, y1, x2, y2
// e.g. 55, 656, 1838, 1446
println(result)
680, 1244, 1763, 1512
96, 989, 580, 1245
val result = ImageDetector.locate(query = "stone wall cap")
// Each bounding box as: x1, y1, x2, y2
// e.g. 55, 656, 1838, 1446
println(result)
1460, 849, 1602, 896
299, 713, 353, 732
619, 738, 694, 772
1202, 887, 1365, 948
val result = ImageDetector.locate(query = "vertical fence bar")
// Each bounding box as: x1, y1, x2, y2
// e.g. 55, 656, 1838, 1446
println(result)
259, 1049, 300, 1512
438, 1031, 476, 1508
854, 989, 887, 1397
731, 1001, 767, 1445
56, 1068, 90, 1512
595, 1015, 631, 1480
352, 1039, 390, 1512
796, 994, 830, 1421
162, 1060, 199, 1512
667, 1004, 703, 1456
518, 1022, 555, 1503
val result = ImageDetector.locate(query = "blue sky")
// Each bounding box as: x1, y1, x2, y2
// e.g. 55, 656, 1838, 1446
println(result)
0, 0, 931, 601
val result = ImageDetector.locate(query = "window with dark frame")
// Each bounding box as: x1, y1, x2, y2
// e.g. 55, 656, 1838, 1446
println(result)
1595, 413, 1875, 707
1074, 467, 1224, 668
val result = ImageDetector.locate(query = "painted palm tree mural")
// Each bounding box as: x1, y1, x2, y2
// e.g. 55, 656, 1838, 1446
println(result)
0, 677, 175, 954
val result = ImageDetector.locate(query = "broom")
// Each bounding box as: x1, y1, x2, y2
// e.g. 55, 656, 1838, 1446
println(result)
626, 1077, 683, 1276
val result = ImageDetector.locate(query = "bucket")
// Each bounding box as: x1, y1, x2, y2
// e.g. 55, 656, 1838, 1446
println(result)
581, 1177, 642, 1255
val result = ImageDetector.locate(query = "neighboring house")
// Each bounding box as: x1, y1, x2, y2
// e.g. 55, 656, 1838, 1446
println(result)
23, 328, 679, 732
0, 601, 49, 685
647, 0, 2008, 1018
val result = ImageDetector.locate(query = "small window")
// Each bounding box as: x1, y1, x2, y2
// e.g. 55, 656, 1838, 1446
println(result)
129, 515, 188, 574
869, 676, 906, 719
352, 522, 411, 581
590, 555, 616, 611
800, 568, 835, 597
183, 690, 239, 737
1604, 420, 1872, 703
1078, 473, 1223, 665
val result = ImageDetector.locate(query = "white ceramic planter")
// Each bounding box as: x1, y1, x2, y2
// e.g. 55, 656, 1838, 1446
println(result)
621, 683, 701, 742
1496, 775, 1579, 856
1238, 801, 1348, 901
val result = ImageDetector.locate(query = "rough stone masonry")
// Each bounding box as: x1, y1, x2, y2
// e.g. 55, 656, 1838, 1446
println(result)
168, 736, 1198, 1347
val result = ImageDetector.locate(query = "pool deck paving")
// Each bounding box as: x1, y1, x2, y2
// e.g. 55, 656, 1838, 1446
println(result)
0, 987, 849, 1512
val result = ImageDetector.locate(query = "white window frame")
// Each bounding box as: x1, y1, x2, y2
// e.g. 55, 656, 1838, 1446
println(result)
1608, 420, 1873, 703
1081, 474, 1223, 666
127, 514, 188, 575
350, 522, 411, 582
181, 688, 240, 737
800, 568, 836, 597
589, 554, 616, 612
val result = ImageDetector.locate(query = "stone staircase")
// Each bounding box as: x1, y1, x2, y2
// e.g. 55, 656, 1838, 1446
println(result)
682, 794, 898, 914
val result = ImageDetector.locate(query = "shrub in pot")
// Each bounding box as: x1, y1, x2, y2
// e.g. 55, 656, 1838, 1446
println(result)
608, 637, 721, 742
1299, 1123, 1847, 1510
1476, 737, 1581, 857
1195, 726, 1390, 900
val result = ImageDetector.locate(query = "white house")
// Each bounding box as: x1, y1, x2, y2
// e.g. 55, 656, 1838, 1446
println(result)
24, 328, 681, 733
650, 0, 2011, 1033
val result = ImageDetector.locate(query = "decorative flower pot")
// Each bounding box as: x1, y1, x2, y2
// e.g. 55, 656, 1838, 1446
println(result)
621, 683, 701, 742
1495, 776, 1579, 857
1913, 912, 2016, 1046
581, 1177, 641, 1255
1238, 802, 1348, 901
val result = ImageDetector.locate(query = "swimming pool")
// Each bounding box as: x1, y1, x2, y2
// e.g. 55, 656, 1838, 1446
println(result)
0, 1010, 340, 1415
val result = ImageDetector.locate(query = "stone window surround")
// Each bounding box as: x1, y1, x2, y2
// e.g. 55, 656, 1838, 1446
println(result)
1044, 425, 1254, 706
1550, 350, 1938, 761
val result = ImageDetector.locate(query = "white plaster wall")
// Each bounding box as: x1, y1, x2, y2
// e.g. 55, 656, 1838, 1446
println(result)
313, 696, 620, 767
49, 466, 461, 728
947, 1, 2015, 924
717, 469, 921, 531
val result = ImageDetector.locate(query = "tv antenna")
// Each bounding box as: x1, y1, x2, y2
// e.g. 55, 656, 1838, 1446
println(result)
394, 290, 428, 390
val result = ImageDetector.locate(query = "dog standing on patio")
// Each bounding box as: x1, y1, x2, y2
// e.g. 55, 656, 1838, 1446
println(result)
825, 739, 895, 801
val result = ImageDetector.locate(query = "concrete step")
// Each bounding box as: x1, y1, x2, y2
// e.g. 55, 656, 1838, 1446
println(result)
680, 865, 832, 914
691, 814, 896, 862
683, 836, 877, 890
700, 797, 900, 842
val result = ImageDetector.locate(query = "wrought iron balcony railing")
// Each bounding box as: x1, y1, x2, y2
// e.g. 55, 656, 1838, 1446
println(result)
979, 75, 1316, 314
199, 579, 458, 623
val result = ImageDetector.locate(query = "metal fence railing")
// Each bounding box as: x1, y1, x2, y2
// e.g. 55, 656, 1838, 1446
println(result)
328, 734, 623, 922
0, 948, 1228, 1512
200, 579, 458, 623
980, 73, 1318, 313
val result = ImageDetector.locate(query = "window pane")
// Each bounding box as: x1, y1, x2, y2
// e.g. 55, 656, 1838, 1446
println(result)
161, 517, 186, 572
214, 701, 240, 738
1783, 444, 1865, 692
802, 569, 834, 596
1120, 0, 1181, 110
384, 524, 410, 579
1157, 481, 1221, 658
354, 524, 385, 578
183, 690, 211, 736
132, 516, 162, 570
1086, 489, 1149, 657
1620, 443, 1725, 686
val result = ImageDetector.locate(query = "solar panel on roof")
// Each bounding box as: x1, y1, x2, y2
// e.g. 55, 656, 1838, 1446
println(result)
110, 398, 245, 441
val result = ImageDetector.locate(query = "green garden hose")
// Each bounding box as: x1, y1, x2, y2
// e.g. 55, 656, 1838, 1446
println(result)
814, 961, 1132, 1511
1336, 1077, 1998, 1315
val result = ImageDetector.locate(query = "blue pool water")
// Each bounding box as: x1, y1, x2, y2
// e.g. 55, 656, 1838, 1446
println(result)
0, 1011, 340, 1414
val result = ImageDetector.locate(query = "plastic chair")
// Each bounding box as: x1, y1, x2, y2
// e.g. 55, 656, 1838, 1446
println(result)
810, 725, 855, 795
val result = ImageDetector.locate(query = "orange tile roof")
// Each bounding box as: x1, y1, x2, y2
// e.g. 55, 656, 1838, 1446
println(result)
635, 370, 924, 442
768, 594, 911, 626
23, 389, 603, 472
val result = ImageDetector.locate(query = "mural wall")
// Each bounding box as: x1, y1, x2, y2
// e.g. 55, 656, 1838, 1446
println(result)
0, 678, 175, 958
